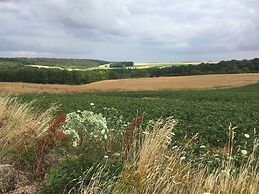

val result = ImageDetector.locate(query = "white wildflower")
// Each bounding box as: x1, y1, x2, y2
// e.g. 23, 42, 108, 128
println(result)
90, 103, 94, 106
244, 134, 250, 138
241, 150, 248, 155
113, 152, 121, 157
180, 156, 186, 161
104, 155, 109, 159
62, 110, 108, 145
72, 141, 78, 147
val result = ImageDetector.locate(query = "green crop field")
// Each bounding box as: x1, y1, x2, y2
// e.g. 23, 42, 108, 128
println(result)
18, 83, 259, 154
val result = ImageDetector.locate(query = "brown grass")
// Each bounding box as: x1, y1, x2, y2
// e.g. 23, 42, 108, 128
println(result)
1, 73, 259, 94
0, 164, 38, 194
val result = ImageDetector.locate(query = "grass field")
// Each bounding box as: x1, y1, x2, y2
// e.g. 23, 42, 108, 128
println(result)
1, 73, 259, 94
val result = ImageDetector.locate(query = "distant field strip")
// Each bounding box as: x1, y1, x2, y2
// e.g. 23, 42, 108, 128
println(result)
1, 73, 259, 94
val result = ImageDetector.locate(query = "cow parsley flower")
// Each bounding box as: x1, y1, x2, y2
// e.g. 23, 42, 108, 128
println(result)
244, 134, 250, 138
241, 149, 248, 155
90, 103, 95, 106
113, 152, 120, 157
180, 156, 186, 161
62, 110, 108, 146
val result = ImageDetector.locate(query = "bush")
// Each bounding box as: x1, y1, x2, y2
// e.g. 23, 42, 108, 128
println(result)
40, 156, 122, 194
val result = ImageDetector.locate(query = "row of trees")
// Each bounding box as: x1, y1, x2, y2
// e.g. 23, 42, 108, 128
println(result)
109, 61, 134, 68
0, 58, 259, 85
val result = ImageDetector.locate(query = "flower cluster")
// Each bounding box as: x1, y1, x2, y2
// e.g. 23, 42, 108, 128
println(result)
62, 110, 108, 146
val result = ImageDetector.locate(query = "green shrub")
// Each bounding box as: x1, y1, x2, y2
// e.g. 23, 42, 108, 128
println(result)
40, 156, 122, 194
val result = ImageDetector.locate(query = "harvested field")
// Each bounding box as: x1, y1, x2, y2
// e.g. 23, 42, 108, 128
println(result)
1, 73, 259, 94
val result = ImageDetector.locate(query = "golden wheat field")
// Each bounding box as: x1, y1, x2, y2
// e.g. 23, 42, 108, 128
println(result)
1, 73, 259, 94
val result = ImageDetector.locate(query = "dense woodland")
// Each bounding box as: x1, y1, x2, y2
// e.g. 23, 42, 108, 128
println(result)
0, 58, 259, 84
0, 57, 108, 69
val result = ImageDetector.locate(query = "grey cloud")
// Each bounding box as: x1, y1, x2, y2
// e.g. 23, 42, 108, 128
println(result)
0, 0, 259, 61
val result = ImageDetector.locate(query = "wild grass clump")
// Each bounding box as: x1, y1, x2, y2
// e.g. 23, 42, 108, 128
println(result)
81, 118, 259, 194
0, 95, 58, 162
0, 95, 70, 193
0, 94, 67, 178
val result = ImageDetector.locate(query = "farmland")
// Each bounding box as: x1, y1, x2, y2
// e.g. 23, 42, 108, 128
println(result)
1, 0, 259, 192
1, 73, 259, 94
1, 59, 259, 193
133, 61, 217, 69
18, 82, 259, 149
1, 57, 259, 85
1, 77, 259, 193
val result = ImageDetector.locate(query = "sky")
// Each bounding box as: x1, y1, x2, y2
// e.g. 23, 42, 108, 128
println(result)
0, 0, 259, 62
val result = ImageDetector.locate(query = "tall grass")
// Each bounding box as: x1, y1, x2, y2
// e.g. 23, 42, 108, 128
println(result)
82, 118, 259, 194
0, 94, 57, 162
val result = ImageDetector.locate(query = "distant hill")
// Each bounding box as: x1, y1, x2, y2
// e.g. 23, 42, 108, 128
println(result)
0, 57, 259, 85
0, 57, 108, 69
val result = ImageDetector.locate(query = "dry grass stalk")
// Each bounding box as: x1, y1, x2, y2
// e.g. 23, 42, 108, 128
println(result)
0, 94, 57, 162
82, 118, 259, 194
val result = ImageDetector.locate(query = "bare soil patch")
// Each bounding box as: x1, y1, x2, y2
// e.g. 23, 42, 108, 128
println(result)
1, 73, 259, 94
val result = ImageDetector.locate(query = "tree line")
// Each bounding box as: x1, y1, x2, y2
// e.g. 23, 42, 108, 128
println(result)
0, 57, 107, 69
0, 58, 259, 85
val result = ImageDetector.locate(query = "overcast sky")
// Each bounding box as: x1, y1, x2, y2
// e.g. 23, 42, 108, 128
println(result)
0, 0, 259, 62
